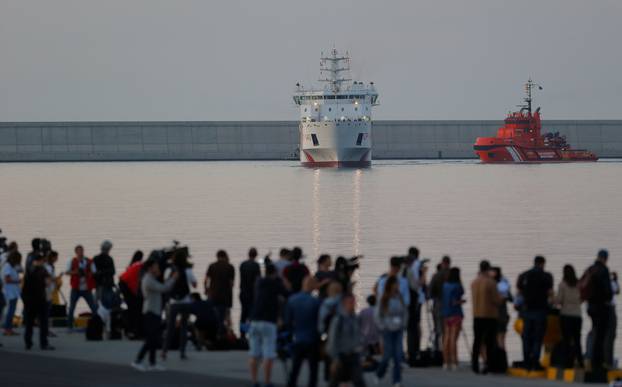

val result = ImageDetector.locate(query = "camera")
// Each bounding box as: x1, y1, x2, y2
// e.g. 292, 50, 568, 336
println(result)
39, 238, 52, 255
0, 228, 7, 254
149, 241, 189, 275
335, 255, 362, 290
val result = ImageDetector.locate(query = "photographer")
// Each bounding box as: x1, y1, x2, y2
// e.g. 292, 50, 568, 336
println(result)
65, 245, 97, 330
131, 257, 178, 371
333, 255, 360, 292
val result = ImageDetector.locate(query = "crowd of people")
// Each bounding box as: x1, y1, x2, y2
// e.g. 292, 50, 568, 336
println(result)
0, 233, 619, 386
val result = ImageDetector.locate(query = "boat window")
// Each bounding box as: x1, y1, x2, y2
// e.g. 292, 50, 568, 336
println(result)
356, 133, 364, 146
311, 134, 319, 146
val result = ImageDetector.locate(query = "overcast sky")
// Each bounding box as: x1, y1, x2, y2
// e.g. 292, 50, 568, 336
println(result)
1, 0, 621, 121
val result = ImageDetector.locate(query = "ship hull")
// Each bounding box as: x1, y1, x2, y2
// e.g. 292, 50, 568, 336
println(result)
474, 140, 598, 163
300, 121, 372, 168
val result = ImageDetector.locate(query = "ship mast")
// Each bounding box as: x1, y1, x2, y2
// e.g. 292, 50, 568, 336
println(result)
520, 78, 543, 114
319, 48, 351, 93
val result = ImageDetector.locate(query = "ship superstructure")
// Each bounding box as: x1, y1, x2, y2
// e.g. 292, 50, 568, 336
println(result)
293, 49, 379, 167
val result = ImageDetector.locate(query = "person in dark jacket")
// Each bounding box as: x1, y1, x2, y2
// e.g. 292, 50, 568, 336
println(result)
283, 247, 310, 293
516, 255, 553, 371
162, 248, 197, 360
586, 249, 613, 374
239, 247, 261, 337
22, 254, 54, 350
93, 240, 116, 302
205, 250, 235, 327
190, 293, 221, 349
248, 261, 288, 387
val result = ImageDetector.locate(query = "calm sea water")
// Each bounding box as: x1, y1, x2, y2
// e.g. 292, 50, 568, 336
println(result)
1, 160, 621, 361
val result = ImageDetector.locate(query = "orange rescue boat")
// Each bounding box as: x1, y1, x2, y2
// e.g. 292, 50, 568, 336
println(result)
474, 79, 598, 163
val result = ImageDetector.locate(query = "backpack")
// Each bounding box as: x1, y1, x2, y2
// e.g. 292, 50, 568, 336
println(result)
86, 314, 104, 341
579, 266, 596, 301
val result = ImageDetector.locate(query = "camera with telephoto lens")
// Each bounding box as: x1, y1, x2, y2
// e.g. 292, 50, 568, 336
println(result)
335, 255, 363, 290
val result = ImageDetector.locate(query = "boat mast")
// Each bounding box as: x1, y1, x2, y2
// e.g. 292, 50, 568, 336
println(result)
521, 78, 543, 114
319, 49, 351, 93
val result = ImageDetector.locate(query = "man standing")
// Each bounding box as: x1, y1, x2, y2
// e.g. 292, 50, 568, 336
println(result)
205, 250, 235, 327
274, 248, 292, 277
314, 254, 335, 299
471, 260, 501, 373
248, 262, 288, 387
584, 249, 613, 376
65, 245, 97, 329
239, 247, 261, 337
93, 240, 116, 302
23, 254, 54, 350
517, 255, 553, 371
326, 293, 365, 387
428, 255, 451, 352
285, 276, 321, 387
404, 247, 422, 364
283, 247, 310, 293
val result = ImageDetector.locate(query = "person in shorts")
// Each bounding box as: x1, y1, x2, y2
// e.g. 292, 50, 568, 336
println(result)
248, 262, 287, 387
442, 267, 465, 370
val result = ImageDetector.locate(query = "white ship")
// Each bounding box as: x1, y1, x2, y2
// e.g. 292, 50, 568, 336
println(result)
293, 49, 379, 167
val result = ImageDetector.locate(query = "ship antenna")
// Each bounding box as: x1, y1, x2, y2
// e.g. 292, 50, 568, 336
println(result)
521, 78, 543, 114
319, 48, 351, 93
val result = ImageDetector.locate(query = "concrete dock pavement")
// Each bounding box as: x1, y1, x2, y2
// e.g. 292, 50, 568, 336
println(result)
0, 330, 573, 387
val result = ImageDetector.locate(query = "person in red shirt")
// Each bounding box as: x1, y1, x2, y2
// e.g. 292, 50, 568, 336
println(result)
64, 245, 97, 330
119, 250, 144, 339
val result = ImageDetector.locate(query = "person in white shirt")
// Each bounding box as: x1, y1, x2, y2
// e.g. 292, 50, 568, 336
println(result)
3, 251, 23, 335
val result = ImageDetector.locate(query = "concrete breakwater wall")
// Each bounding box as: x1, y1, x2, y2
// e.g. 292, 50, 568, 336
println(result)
0, 120, 621, 161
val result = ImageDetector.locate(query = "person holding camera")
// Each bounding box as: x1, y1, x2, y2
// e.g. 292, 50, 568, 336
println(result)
132, 257, 178, 371
162, 247, 197, 360
2, 250, 22, 336
65, 245, 97, 330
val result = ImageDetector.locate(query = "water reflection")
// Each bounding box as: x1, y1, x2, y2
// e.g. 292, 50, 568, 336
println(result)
312, 168, 321, 259
353, 169, 361, 256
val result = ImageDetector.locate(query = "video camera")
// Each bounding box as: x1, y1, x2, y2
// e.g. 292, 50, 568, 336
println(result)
149, 240, 190, 275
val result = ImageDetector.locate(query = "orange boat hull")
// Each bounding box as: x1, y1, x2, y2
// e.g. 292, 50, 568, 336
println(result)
474, 138, 598, 163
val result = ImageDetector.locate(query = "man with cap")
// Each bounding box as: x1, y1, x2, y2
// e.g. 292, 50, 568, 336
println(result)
93, 240, 116, 302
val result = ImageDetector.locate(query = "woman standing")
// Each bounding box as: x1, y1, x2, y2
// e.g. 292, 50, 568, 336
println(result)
2, 251, 22, 336
555, 264, 584, 368
492, 267, 513, 350
441, 267, 464, 370
131, 257, 177, 371
374, 275, 408, 386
